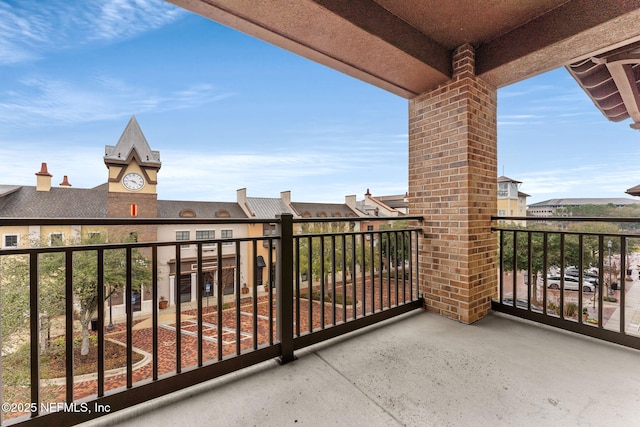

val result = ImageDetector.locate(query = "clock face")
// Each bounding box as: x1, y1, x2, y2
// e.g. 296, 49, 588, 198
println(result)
122, 172, 145, 191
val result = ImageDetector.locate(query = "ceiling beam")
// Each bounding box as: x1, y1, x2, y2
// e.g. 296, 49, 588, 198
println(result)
477, 0, 640, 87
169, 0, 452, 97
309, 0, 451, 77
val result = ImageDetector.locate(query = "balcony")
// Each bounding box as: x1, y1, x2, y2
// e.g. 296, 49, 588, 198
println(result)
88, 311, 640, 426
0, 215, 422, 426
1, 216, 639, 426
493, 217, 640, 351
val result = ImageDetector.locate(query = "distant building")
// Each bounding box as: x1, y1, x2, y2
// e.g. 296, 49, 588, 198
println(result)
527, 198, 638, 217
497, 176, 528, 224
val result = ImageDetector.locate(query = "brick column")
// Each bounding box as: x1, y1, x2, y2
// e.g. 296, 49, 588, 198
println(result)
409, 44, 497, 324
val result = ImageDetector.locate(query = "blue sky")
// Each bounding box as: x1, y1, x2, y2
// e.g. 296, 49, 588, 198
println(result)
1, 0, 639, 205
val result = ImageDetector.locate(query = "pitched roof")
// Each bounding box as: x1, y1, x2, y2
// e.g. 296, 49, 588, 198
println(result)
291, 202, 358, 218
497, 176, 521, 183
245, 197, 293, 219
104, 116, 161, 167
0, 185, 21, 197
158, 200, 248, 219
0, 185, 108, 218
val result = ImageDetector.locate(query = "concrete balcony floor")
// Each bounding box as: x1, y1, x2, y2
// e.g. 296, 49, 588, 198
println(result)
83, 311, 639, 427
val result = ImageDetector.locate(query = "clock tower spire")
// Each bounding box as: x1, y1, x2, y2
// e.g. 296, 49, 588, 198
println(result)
104, 115, 161, 194
105, 116, 161, 239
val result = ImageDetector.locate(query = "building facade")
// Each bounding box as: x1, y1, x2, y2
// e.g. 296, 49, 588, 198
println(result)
527, 198, 639, 217
1, 117, 410, 317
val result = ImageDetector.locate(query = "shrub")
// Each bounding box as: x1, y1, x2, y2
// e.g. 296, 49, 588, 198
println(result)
564, 302, 578, 318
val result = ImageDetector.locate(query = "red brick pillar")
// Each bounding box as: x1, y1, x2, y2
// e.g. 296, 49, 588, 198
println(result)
409, 44, 497, 324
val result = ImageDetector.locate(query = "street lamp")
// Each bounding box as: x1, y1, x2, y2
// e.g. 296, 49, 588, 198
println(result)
608, 240, 612, 296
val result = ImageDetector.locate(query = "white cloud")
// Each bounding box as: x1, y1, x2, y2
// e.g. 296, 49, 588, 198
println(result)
0, 76, 231, 125
519, 165, 640, 203
0, 0, 184, 65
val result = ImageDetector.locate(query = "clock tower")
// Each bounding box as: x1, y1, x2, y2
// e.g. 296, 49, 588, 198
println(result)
104, 115, 161, 242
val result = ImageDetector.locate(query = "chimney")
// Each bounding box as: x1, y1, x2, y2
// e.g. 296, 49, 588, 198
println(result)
365, 188, 372, 197
280, 190, 291, 206
237, 188, 255, 217
237, 188, 247, 205
345, 195, 357, 210
59, 175, 72, 187
35, 163, 52, 192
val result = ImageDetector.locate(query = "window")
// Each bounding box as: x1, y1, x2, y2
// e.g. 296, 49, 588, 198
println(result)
176, 231, 190, 248
196, 230, 214, 247
263, 224, 276, 236
498, 182, 508, 198
3, 235, 18, 248
498, 210, 506, 216
221, 229, 233, 245
50, 233, 63, 246
263, 224, 276, 248
88, 232, 102, 243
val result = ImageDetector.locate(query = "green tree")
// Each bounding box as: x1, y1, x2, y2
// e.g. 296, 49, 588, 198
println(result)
0, 250, 66, 353
68, 238, 151, 356
297, 223, 377, 285
1, 234, 151, 356
0, 254, 32, 348
380, 220, 410, 270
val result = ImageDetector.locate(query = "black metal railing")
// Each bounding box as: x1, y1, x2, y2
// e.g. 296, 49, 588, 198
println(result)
0, 215, 422, 426
492, 216, 640, 351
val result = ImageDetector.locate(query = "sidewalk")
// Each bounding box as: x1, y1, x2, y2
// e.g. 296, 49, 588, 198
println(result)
606, 277, 640, 336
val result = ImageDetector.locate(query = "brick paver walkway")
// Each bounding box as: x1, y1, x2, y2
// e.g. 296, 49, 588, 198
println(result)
2, 277, 414, 422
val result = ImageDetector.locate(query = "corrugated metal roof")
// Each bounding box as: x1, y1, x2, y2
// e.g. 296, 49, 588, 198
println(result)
245, 197, 293, 219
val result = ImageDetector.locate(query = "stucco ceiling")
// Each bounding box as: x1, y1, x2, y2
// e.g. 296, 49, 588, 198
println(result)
169, 0, 640, 124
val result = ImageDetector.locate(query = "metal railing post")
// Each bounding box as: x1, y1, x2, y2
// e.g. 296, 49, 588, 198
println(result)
276, 213, 296, 364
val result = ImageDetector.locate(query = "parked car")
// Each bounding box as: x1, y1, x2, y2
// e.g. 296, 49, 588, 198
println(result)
565, 267, 580, 277
564, 268, 599, 285
547, 275, 595, 292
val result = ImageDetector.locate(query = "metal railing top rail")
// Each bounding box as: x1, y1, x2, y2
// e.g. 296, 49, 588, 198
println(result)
0, 235, 276, 256
294, 215, 424, 224
492, 228, 640, 239
492, 216, 640, 223
0, 215, 422, 227
0, 217, 281, 226
297, 227, 420, 239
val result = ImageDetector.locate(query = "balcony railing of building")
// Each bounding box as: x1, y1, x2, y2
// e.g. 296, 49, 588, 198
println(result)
0, 214, 423, 426
492, 216, 640, 351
